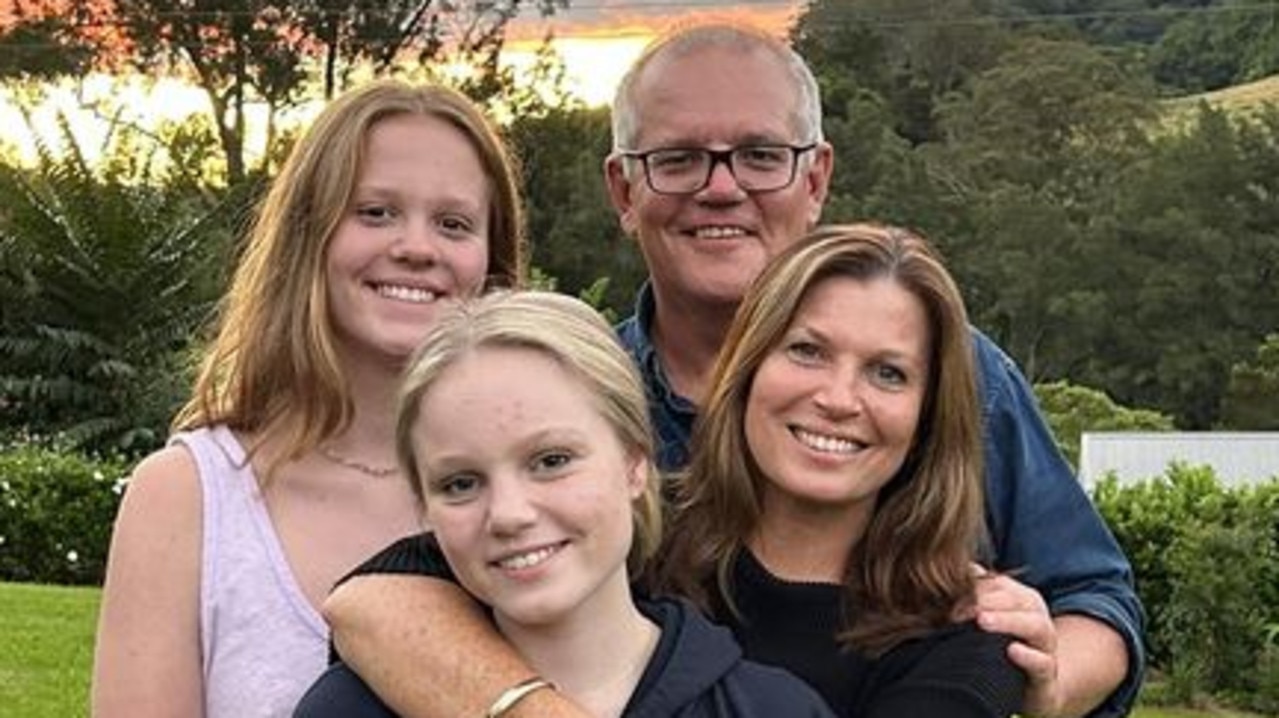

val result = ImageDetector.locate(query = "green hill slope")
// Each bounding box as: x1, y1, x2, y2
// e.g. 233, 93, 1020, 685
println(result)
1165, 74, 1279, 114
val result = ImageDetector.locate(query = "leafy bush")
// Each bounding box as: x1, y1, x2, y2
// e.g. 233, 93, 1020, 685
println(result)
1095, 466, 1279, 712
0, 436, 127, 585
1258, 624, 1279, 715
1219, 332, 1279, 430
0, 116, 240, 458
1163, 521, 1271, 703
1034, 380, 1174, 468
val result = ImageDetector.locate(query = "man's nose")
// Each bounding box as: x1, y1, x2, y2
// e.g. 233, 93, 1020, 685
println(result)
700, 153, 746, 198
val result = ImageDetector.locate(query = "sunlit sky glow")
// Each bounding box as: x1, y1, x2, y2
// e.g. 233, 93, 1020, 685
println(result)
0, 1, 803, 165
506, 0, 802, 104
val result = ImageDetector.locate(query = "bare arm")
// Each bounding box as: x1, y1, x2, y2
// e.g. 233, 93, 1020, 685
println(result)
324, 574, 589, 717
92, 447, 204, 717
976, 574, 1128, 718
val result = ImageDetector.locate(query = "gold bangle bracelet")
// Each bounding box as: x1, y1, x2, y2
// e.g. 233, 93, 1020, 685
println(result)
484, 676, 555, 718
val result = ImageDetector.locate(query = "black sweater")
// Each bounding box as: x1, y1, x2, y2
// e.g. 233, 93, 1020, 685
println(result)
723, 549, 1025, 717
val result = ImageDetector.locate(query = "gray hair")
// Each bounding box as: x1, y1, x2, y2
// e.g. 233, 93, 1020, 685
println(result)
611, 23, 824, 152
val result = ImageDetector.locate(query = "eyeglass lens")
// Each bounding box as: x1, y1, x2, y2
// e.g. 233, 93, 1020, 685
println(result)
644, 146, 800, 194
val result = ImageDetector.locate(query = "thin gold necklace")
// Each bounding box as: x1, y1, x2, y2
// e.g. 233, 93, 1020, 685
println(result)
317, 445, 399, 479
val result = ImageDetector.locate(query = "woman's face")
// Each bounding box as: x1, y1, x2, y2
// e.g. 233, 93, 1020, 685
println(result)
744, 275, 931, 515
325, 113, 492, 365
413, 346, 647, 632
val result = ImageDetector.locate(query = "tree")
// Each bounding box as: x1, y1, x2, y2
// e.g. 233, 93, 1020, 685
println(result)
1034, 380, 1173, 468
0, 115, 237, 455
9, 0, 565, 185
1219, 334, 1279, 429
1, 0, 139, 77
1094, 104, 1279, 426
929, 36, 1154, 380
792, 0, 1014, 146
1152, 0, 1279, 93
506, 105, 644, 316
0, 5, 97, 79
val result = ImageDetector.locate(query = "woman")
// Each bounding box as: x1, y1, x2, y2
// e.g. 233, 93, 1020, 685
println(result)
293, 291, 833, 717
91, 79, 525, 717
652, 224, 1026, 716
310, 225, 1026, 717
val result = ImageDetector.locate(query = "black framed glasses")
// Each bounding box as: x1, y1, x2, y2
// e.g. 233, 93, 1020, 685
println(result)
619, 143, 818, 195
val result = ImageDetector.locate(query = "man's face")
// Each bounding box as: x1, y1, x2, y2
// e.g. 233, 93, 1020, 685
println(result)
605, 45, 833, 312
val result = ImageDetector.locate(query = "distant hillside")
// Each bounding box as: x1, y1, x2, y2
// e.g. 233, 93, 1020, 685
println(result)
1164, 74, 1279, 114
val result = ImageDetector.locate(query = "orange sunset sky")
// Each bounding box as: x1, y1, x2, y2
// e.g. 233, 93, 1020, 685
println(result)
0, 1, 805, 163
506, 0, 804, 104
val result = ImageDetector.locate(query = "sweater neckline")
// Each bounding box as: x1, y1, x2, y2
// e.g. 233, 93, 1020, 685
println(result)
737, 548, 844, 591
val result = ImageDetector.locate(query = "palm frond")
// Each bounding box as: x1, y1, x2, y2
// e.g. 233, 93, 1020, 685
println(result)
0, 114, 236, 456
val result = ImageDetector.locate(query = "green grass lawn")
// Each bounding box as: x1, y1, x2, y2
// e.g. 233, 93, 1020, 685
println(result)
0, 582, 100, 718
0, 581, 1269, 717
1133, 709, 1263, 718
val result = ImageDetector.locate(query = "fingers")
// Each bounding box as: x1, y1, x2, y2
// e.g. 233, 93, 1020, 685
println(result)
1008, 640, 1055, 682
972, 573, 1067, 716
974, 574, 1055, 654
1011, 640, 1064, 717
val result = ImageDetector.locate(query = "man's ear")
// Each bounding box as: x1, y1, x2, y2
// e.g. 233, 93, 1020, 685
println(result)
803, 141, 835, 227
604, 154, 640, 237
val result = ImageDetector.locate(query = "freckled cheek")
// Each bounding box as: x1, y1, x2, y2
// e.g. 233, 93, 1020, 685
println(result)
439, 530, 494, 595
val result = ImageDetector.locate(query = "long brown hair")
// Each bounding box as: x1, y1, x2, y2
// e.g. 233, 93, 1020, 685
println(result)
654, 223, 985, 655
173, 80, 525, 477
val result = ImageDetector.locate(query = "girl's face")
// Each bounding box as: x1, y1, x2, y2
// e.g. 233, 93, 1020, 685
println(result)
744, 275, 931, 518
414, 346, 647, 632
325, 113, 491, 365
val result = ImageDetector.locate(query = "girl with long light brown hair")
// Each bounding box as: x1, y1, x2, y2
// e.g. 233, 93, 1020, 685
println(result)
92, 79, 524, 718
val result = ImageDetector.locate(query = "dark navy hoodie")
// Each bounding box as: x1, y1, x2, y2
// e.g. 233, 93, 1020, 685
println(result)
294, 595, 833, 717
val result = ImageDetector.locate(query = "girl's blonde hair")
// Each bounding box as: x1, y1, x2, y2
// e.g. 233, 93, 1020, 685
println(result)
395, 291, 663, 574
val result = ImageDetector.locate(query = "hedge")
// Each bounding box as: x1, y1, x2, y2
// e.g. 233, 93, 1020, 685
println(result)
1093, 463, 1279, 712
0, 438, 127, 586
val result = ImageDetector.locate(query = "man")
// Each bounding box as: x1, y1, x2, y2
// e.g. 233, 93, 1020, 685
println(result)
325, 24, 1143, 718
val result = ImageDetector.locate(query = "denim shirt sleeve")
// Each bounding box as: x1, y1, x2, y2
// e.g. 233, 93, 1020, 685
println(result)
972, 329, 1146, 717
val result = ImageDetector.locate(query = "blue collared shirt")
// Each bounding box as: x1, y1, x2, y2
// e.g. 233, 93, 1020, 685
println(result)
615, 282, 1147, 718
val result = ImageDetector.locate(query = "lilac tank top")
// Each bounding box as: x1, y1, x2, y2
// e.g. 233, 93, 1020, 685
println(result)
172, 426, 328, 717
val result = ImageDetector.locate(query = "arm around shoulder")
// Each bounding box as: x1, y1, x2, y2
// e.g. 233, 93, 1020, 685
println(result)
92, 445, 204, 717
324, 574, 590, 718
1029, 614, 1132, 718
970, 331, 1145, 715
